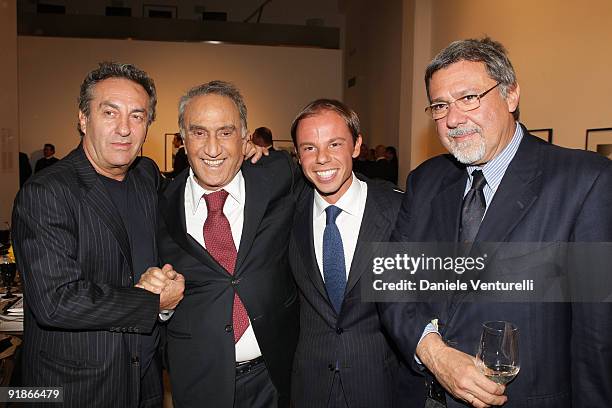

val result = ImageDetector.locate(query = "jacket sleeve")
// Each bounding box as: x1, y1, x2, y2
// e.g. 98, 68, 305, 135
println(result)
570, 159, 612, 407
378, 170, 439, 371
12, 180, 159, 333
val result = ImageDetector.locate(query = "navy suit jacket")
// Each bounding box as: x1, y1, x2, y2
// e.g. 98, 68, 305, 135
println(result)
379, 127, 612, 407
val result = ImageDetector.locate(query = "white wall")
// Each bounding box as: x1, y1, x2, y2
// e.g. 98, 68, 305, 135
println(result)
343, 0, 403, 150
18, 36, 342, 170
407, 0, 612, 171
0, 0, 19, 224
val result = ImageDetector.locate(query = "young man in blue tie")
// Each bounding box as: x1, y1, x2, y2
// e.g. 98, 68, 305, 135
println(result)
288, 99, 423, 408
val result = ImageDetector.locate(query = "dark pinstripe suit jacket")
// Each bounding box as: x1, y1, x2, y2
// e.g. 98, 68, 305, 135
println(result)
289, 178, 425, 408
12, 145, 162, 408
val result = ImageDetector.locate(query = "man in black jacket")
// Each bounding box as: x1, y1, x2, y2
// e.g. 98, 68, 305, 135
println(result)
288, 99, 423, 408
34, 143, 59, 173
12, 62, 184, 407
158, 81, 302, 408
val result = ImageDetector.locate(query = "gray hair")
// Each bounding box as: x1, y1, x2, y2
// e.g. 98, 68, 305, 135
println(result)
77, 62, 157, 135
425, 37, 520, 120
178, 80, 248, 138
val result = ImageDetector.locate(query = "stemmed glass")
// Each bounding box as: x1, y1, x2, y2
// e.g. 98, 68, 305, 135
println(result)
0, 255, 16, 299
476, 321, 520, 385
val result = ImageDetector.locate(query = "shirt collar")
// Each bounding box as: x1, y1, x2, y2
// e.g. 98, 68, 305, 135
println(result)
466, 122, 523, 192
188, 168, 244, 214
313, 173, 363, 218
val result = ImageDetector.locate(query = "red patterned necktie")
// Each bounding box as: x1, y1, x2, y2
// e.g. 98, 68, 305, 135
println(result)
203, 189, 250, 342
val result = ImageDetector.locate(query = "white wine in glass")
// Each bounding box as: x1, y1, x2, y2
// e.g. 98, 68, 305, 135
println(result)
476, 321, 520, 385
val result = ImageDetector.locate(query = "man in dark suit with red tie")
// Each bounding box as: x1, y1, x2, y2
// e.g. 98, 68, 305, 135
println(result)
158, 80, 302, 407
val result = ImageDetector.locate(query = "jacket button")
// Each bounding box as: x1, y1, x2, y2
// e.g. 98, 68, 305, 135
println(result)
231, 278, 239, 285
336, 327, 343, 335
225, 324, 233, 333
131, 356, 139, 365
328, 364, 334, 371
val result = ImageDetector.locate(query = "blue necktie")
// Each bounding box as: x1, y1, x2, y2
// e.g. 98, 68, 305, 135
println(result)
323, 205, 346, 313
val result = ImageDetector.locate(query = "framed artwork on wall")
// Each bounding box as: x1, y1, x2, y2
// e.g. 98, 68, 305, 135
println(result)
143, 4, 177, 19
528, 128, 553, 143
586, 128, 612, 159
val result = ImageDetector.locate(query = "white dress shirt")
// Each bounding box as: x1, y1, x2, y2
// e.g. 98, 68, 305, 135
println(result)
312, 173, 368, 281
184, 169, 262, 362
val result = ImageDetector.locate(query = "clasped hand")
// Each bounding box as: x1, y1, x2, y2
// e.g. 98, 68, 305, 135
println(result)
136, 264, 185, 311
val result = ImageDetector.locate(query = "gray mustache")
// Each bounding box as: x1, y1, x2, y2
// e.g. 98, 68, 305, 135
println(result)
448, 127, 481, 138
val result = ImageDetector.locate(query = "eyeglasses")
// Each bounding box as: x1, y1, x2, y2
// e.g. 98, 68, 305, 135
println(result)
425, 83, 500, 120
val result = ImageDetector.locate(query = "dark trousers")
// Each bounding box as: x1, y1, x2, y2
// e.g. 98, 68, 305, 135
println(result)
140, 354, 163, 408
234, 361, 278, 408
326, 372, 349, 408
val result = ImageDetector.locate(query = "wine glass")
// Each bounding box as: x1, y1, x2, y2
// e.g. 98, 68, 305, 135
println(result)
476, 321, 520, 385
0, 256, 16, 299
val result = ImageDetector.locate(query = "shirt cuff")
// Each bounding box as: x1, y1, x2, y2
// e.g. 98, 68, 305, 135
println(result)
414, 322, 440, 365
158, 309, 174, 321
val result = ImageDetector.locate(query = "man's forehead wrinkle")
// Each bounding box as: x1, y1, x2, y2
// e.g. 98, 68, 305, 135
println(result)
430, 61, 490, 91
314, 126, 323, 142
187, 123, 240, 138
99, 101, 119, 109
98, 99, 147, 115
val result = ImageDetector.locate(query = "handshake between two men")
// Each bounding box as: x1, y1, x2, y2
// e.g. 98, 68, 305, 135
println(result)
136, 264, 185, 311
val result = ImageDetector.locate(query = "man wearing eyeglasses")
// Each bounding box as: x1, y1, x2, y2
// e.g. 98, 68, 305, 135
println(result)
379, 38, 612, 407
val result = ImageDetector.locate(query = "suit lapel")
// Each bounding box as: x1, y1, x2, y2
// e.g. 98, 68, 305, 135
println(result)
476, 133, 543, 242
75, 147, 134, 274
345, 182, 394, 295
296, 180, 399, 311
293, 188, 328, 301
431, 168, 466, 241
448, 132, 543, 318
160, 172, 228, 277
235, 164, 272, 274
